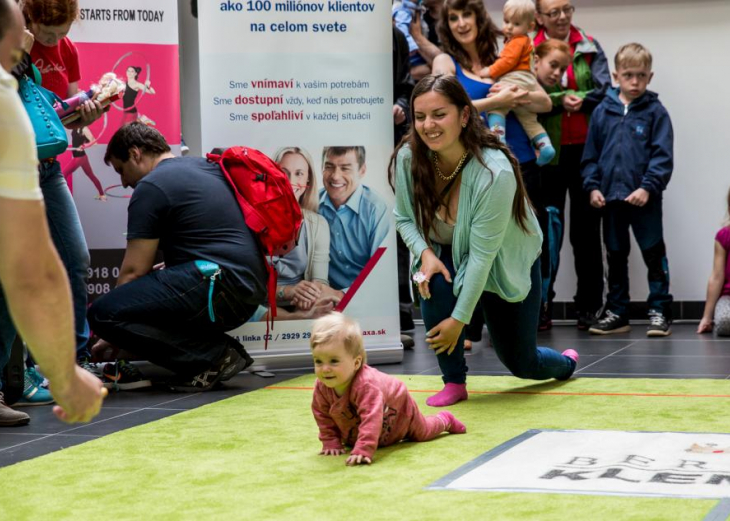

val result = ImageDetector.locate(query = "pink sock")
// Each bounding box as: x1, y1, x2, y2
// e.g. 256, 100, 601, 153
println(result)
426, 383, 468, 407
562, 349, 579, 364
439, 410, 466, 434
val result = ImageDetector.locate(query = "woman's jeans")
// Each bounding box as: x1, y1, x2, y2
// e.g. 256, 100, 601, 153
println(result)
0, 160, 91, 371
88, 262, 257, 377
40, 160, 91, 359
419, 245, 575, 384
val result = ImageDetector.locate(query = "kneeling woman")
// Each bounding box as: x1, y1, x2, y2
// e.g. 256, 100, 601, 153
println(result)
391, 74, 578, 407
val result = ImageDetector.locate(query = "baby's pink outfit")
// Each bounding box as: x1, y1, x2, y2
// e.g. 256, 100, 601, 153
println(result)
312, 365, 449, 459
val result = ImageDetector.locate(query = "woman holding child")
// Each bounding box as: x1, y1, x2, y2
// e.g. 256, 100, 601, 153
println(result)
391, 74, 578, 407
431, 0, 552, 347
533, 0, 611, 330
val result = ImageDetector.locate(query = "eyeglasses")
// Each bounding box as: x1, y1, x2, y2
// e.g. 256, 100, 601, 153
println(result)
540, 5, 575, 20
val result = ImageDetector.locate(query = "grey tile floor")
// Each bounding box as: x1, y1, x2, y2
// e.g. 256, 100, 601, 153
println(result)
1, 322, 727, 468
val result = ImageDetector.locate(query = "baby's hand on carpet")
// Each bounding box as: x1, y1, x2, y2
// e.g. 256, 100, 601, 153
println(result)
346, 454, 372, 466
320, 448, 346, 456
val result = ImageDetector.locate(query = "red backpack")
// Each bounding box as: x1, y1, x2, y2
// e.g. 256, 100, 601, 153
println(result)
207, 147, 303, 343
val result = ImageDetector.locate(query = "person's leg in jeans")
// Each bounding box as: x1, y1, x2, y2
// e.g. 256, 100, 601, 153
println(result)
602, 202, 632, 318
39, 160, 91, 360
396, 235, 414, 331
565, 144, 605, 320
418, 245, 468, 406
0, 291, 15, 377
632, 198, 673, 319
541, 159, 570, 318
481, 259, 576, 380
88, 262, 255, 378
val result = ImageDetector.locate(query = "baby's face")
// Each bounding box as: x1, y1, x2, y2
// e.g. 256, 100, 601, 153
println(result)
312, 341, 362, 396
502, 12, 534, 39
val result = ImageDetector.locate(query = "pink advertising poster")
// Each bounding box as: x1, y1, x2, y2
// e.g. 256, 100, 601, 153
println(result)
63, 1, 180, 300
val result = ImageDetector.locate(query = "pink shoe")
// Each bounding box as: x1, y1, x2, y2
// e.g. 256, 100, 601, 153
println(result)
426, 383, 468, 407
438, 411, 466, 434
562, 349, 579, 364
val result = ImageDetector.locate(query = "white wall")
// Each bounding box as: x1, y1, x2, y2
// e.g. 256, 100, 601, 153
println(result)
179, 0, 730, 302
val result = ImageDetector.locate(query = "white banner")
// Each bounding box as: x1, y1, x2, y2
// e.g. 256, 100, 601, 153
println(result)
198, 1, 401, 366
432, 429, 730, 499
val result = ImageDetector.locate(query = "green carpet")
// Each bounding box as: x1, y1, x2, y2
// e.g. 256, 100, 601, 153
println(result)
1, 375, 729, 520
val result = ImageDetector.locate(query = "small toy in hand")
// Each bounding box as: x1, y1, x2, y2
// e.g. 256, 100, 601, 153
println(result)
57, 72, 126, 125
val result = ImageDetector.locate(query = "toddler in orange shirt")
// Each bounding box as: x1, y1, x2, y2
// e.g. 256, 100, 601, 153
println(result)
480, 0, 555, 165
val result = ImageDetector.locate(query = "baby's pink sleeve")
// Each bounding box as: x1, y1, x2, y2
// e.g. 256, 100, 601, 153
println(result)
349, 383, 385, 460
311, 384, 343, 451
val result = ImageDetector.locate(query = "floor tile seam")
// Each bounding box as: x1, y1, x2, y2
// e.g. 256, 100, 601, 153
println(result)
0, 433, 98, 438
54, 408, 150, 435
575, 342, 637, 374
578, 372, 730, 377
597, 354, 730, 358
0, 434, 54, 453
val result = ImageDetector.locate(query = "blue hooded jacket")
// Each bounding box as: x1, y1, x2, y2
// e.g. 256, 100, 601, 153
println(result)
581, 87, 673, 201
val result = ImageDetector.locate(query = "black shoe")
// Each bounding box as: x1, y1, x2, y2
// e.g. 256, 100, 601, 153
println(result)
647, 310, 672, 337
169, 345, 252, 392
101, 360, 152, 390
589, 310, 631, 335
577, 311, 598, 331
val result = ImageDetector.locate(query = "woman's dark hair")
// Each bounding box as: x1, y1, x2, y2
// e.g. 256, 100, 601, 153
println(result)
438, 0, 500, 72
388, 75, 532, 243
104, 121, 170, 164
23, 0, 78, 26
128, 66, 142, 79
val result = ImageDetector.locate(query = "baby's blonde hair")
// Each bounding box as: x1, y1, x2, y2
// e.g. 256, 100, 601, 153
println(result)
504, 0, 536, 23
614, 42, 653, 71
310, 312, 367, 363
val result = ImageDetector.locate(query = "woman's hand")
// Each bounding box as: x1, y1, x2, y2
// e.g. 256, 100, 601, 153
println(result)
393, 104, 406, 125
425, 317, 465, 355
416, 248, 451, 300
65, 99, 104, 129
562, 94, 583, 113
21, 28, 34, 53
697, 317, 713, 334
487, 84, 530, 110
287, 280, 321, 309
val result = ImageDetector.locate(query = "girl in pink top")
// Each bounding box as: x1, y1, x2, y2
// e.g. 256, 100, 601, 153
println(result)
698, 187, 730, 336
311, 313, 466, 466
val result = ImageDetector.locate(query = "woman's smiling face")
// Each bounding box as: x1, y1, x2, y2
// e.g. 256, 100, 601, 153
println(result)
447, 8, 478, 47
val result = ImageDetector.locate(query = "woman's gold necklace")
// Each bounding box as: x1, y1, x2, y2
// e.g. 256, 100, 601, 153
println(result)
433, 151, 469, 181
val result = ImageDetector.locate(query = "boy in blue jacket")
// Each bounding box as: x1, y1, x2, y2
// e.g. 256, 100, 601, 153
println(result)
581, 43, 673, 337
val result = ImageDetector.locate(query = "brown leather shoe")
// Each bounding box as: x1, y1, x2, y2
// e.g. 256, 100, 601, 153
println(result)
0, 392, 30, 426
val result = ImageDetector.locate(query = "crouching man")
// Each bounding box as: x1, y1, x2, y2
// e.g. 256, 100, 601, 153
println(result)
89, 123, 267, 391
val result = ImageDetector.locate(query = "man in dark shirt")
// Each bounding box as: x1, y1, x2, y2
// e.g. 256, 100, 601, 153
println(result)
88, 123, 267, 391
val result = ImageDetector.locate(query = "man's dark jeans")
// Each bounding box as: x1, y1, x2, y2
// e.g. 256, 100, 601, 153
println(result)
88, 262, 258, 377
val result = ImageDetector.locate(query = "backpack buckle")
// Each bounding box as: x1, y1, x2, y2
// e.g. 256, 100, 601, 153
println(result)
255, 172, 266, 182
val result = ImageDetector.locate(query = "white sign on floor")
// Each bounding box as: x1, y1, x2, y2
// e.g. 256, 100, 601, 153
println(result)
430, 430, 730, 499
